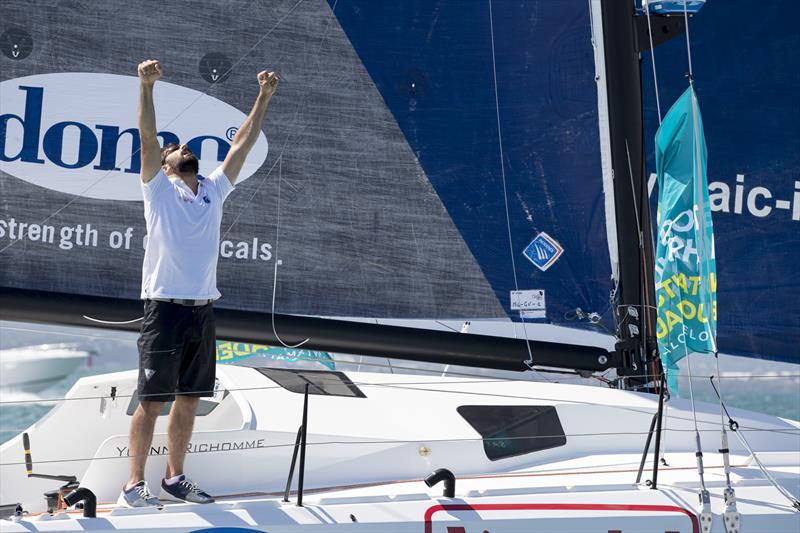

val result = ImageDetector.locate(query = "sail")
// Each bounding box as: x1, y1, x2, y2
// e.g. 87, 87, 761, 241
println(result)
654, 86, 717, 386
642, 0, 800, 363
0, 0, 616, 354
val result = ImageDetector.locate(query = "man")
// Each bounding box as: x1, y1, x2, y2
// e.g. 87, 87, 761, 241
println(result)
118, 59, 278, 508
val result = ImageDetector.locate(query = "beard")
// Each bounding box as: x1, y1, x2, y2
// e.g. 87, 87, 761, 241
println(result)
178, 155, 199, 175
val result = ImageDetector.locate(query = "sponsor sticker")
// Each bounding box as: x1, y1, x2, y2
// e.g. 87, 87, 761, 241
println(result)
522, 232, 564, 271
510, 289, 546, 318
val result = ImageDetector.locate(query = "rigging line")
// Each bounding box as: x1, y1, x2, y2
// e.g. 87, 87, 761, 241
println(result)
731, 427, 800, 510
0, 325, 138, 343
682, 0, 695, 81
713, 352, 733, 489
343, 381, 797, 432
434, 321, 460, 333
0, 378, 795, 436
81, 315, 143, 325
0, 376, 601, 406
0, 348, 796, 412
227, 1, 341, 348
488, 0, 541, 377
270, 156, 309, 349
0, 429, 781, 468
624, 140, 652, 387
709, 373, 800, 509
220, 0, 339, 240
0, 0, 309, 257
642, 1, 663, 124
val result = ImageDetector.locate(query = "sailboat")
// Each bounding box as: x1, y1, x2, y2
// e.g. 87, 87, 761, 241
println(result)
0, 344, 91, 393
0, 0, 797, 531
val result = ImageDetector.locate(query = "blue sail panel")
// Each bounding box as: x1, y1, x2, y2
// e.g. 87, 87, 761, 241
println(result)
643, 0, 800, 363
328, 0, 614, 330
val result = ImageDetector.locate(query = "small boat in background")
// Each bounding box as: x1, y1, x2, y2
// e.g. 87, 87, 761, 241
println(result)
0, 344, 92, 393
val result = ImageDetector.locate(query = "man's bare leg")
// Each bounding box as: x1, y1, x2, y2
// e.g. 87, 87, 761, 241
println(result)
165, 396, 199, 479
128, 400, 165, 486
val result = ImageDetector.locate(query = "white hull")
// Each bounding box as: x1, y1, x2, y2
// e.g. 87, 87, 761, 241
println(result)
1, 365, 798, 531
0, 345, 90, 393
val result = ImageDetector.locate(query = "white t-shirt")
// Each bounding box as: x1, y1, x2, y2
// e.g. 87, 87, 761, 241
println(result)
140, 167, 234, 300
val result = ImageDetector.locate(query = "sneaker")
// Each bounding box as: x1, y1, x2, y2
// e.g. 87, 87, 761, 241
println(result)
117, 480, 162, 508
160, 475, 215, 504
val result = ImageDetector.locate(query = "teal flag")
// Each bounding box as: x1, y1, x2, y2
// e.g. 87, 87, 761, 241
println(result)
216, 341, 335, 370
654, 86, 717, 391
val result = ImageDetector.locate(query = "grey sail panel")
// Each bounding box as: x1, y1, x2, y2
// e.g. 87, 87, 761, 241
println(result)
0, 0, 506, 320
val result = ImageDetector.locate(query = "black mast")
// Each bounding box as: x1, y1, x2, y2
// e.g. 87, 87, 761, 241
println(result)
598, 0, 685, 390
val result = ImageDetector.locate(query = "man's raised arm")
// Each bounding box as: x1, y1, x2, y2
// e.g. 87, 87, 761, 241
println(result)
221, 71, 279, 185
137, 59, 163, 183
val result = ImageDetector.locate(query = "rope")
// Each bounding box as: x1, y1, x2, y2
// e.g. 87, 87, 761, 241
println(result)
224, 0, 343, 349
270, 156, 309, 348
682, 0, 695, 81
623, 139, 650, 387
81, 315, 143, 325
712, 354, 734, 489
487, 0, 540, 375
1, 377, 796, 441
1, 428, 791, 468
642, 1, 663, 125
710, 371, 800, 509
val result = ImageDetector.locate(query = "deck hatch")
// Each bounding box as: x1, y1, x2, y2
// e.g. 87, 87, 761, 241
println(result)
457, 405, 567, 460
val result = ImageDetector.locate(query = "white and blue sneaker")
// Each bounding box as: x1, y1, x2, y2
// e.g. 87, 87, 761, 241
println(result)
160, 475, 215, 504
117, 480, 162, 508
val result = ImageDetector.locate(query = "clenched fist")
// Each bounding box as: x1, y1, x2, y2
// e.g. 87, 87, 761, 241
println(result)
257, 71, 278, 98
138, 59, 163, 84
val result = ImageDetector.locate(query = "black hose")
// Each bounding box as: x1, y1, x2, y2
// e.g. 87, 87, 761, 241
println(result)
424, 468, 455, 498
63, 487, 96, 518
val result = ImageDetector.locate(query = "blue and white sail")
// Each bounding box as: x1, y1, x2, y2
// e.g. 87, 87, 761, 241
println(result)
0, 0, 796, 366
643, 0, 799, 363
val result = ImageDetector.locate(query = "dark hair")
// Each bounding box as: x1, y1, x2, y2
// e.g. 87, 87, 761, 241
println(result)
160, 143, 180, 165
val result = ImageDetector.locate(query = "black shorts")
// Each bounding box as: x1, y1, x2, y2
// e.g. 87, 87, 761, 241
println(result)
136, 300, 216, 402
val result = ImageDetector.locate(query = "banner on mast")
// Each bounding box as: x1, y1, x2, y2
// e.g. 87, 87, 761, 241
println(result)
654, 86, 717, 390
216, 341, 335, 370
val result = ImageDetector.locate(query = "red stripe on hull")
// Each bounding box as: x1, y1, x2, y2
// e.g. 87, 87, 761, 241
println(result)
423, 503, 699, 533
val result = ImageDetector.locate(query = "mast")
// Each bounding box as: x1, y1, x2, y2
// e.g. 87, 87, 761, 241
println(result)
597, 0, 685, 390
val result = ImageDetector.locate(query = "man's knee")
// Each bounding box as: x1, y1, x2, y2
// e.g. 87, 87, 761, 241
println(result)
171, 395, 199, 414
174, 395, 200, 406
137, 400, 165, 419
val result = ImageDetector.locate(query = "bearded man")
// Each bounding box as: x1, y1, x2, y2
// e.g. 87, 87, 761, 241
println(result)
118, 59, 278, 508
